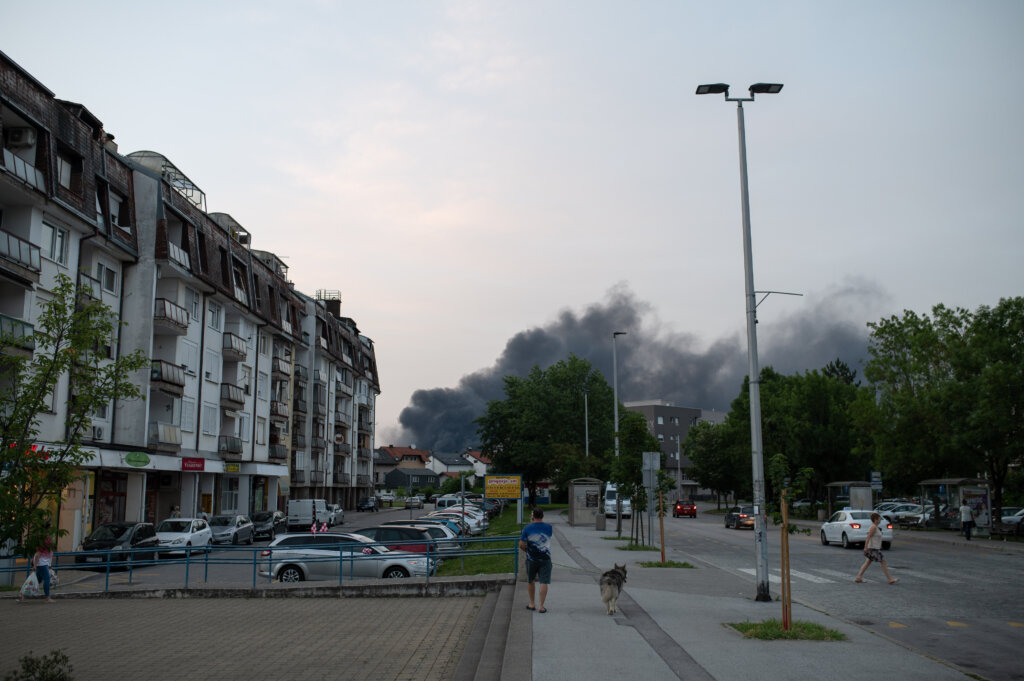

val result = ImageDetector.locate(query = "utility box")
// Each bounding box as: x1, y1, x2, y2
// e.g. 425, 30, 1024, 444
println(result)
568, 478, 602, 527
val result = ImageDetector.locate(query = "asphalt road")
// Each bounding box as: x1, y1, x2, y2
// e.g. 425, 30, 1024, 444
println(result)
657, 504, 1023, 681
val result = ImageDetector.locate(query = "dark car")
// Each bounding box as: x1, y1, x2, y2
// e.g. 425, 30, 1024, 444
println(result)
353, 526, 437, 554
673, 500, 697, 518
252, 510, 288, 540
76, 522, 160, 567
356, 497, 378, 512
724, 505, 756, 529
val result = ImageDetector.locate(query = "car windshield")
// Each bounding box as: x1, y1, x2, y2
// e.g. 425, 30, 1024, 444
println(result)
740, 507, 754, 514
252, 512, 273, 522
88, 524, 133, 541
157, 520, 192, 533
209, 516, 234, 526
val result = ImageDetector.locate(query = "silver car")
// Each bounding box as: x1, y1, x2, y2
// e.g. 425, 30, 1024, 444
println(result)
209, 514, 255, 544
259, 533, 434, 582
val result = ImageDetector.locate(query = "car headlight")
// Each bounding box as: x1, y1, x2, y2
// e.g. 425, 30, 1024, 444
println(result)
407, 558, 426, 566
170, 537, 186, 545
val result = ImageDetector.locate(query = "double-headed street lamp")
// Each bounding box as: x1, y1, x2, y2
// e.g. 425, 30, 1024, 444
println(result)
697, 82, 783, 603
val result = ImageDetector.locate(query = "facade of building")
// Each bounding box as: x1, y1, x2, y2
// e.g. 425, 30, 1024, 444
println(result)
465, 450, 491, 479
427, 451, 475, 481
384, 467, 439, 493
0, 52, 379, 551
377, 446, 430, 469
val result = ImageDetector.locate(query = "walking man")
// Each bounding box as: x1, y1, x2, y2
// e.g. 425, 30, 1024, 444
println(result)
519, 508, 553, 613
959, 500, 976, 541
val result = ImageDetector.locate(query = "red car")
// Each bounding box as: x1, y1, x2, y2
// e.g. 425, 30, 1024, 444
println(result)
673, 500, 697, 518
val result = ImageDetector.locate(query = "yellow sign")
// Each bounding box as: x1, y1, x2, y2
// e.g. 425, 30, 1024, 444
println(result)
224, 463, 240, 473
485, 475, 522, 500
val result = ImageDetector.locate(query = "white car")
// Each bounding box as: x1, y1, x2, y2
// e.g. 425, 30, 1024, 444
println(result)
879, 503, 922, 524
820, 510, 894, 549
156, 518, 212, 554
1002, 508, 1024, 527
326, 504, 344, 526
428, 511, 484, 535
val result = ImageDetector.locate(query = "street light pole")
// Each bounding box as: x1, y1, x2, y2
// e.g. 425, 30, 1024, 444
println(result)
583, 389, 589, 458
612, 331, 627, 535
697, 82, 783, 603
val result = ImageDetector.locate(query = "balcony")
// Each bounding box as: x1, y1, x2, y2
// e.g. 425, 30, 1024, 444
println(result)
292, 434, 306, 450
333, 410, 350, 426
356, 474, 371, 486
310, 470, 325, 484
218, 435, 243, 460
2, 148, 46, 192
357, 447, 371, 460
270, 401, 289, 421
76, 271, 102, 302
268, 444, 287, 461
0, 314, 35, 354
311, 437, 327, 451
233, 284, 248, 308
292, 397, 307, 414
334, 442, 351, 455
150, 360, 186, 395
166, 240, 191, 271
291, 470, 305, 484
358, 416, 372, 433
0, 229, 41, 282
334, 471, 351, 485
294, 365, 308, 381
220, 383, 245, 409
271, 356, 290, 379
153, 298, 189, 335
222, 332, 247, 361
148, 422, 182, 452
335, 378, 352, 396
313, 397, 327, 417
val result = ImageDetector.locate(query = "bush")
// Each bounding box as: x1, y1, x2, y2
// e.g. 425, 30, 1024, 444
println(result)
4, 650, 73, 681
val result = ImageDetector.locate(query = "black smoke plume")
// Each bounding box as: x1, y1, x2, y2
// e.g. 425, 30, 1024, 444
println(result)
395, 281, 884, 452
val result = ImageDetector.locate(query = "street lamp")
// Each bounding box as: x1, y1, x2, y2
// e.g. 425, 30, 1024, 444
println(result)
696, 81, 783, 603
612, 331, 627, 535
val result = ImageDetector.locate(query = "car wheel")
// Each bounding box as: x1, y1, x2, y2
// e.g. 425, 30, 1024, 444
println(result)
383, 567, 409, 579
820, 530, 828, 546
270, 529, 276, 541
882, 541, 892, 550
279, 565, 304, 583
841, 533, 851, 549
231, 533, 238, 545
246, 531, 254, 545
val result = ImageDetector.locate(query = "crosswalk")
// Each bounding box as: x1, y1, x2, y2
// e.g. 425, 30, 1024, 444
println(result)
735, 566, 961, 585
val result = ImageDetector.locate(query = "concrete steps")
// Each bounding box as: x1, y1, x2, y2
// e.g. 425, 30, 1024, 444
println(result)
454, 581, 532, 681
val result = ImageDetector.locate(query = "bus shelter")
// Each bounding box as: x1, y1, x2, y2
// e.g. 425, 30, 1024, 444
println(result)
918, 478, 990, 534
824, 481, 874, 519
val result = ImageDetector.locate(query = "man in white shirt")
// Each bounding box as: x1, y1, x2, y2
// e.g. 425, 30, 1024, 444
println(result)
959, 501, 976, 541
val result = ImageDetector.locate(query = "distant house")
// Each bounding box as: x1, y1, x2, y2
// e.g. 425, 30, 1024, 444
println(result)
428, 451, 475, 481
465, 450, 492, 479
378, 445, 431, 468
385, 466, 440, 492
373, 449, 400, 490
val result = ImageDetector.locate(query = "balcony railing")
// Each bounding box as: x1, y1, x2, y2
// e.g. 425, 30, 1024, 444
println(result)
220, 383, 245, 408
291, 470, 305, 484
268, 444, 287, 461
335, 378, 352, 395
222, 332, 247, 360
233, 284, 248, 307
281, 319, 292, 336
333, 442, 351, 455
2, 148, 46, 192
311, 437, 327, 451
334, 471, 351, 485
271, 356, 290, 377
310, 470, 325, 484
218, 435, 243, 459
294, 365, 308, 380
148, 421, 182, 451
292, 434, 307, 450
153, 298, 189, 334
356, 474, 371, 486
0, 229, 41, 273
76, 271, 102, 301
293, 397, 307, 413
166, 240, 190, 270
333, 410, 350, 426
0, 314, 35, 351
270, 401, 289, 419
313, 397, 327, 416
357, 447, 371, 460
150, 360, 186, 392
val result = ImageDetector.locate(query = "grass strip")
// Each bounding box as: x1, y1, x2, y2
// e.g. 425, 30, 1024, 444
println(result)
637, 560, 695, 568
728, 619, 846, 641
615, 543, 659, 551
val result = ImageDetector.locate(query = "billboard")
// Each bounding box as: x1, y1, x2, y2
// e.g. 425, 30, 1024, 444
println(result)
485, 474, 522, 500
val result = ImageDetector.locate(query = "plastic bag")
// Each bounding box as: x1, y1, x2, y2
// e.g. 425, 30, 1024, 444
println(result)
20, 572, 40, 598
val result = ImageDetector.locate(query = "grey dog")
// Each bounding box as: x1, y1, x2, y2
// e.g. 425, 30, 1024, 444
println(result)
599, 563, 627, 615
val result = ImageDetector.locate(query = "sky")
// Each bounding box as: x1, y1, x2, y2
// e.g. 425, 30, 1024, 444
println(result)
4, 1, 1023, 451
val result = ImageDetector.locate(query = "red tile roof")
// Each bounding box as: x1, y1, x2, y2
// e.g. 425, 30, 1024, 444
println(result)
465, 450, 490, 464
379, 446, 430, 464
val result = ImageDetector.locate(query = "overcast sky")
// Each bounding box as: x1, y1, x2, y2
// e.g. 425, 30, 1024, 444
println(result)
5, 1, 1022, 449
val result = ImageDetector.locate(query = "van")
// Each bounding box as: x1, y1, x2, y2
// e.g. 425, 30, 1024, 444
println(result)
435, 495, 464, 510
604, 484, 632, 518
287, 498, 329, 530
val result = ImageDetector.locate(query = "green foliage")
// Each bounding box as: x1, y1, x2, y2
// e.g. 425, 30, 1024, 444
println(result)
638, 560, 695, 568
476, 355, 615, 505
0, 274, 149, 552
728, 620, 846, 641
395, 486, 408, 499
3, 650, 74, 681
440, 472, 473, 496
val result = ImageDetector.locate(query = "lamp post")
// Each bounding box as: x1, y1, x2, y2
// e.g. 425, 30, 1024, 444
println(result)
583, 388, 589, 458
696, 82, 783, 603
612, 331, 627, 535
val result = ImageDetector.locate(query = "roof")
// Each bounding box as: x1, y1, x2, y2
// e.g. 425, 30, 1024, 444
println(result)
431, 451, 473, 466
465, 450, 491, 464
378, 446, 430, 463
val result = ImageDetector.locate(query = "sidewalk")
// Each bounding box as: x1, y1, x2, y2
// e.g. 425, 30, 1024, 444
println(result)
517, 511, 975, 681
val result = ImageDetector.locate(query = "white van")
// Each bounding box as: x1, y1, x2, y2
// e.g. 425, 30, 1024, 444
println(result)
287, 498, 329, 530
604, 484, 632, 518
435, 495, 463, 510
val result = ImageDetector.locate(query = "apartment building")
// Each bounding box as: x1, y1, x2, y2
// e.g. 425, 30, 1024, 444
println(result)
0, 51, 379, 551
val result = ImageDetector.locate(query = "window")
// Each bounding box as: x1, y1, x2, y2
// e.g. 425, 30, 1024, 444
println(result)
95, 191, 105, 229
186, 288, 201, 321
196, 232, 208, 273
180, 339, 199, 376
56, 151, 82, 192
241, 365, 252, 395
256, 417, 266, 445
208, 302, 221, 331
204, 350, 220, 383
41, 223, 68, 265
221, 478, 239, 512
201, 403, 218, 435
92, 402, 109, 420
181, 398, 196, 432
109, 192, 131, 234
257, 372, 268, 400
239, 413, 250, 442
95, 262, 117, 293
657, 416, 664, 425
258, 333, 268, 356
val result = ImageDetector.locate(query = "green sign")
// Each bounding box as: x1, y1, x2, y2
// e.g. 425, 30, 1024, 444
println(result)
124, 452, 150, 467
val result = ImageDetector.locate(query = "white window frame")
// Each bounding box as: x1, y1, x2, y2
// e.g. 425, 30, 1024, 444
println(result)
180, 339, 199, 376
258, 332, 268, 356
203, 350, 221, 383
256, 417, 267, 445
239, 413, 250, 442
186, 288, 201, 321
95, 261, 117, 293
208, 302, 221, 331
257, 372, 268, 401
221, 477, 239, 512
41, 223, 68, 265
181, 397, 196, 432
201, 403, 218, 435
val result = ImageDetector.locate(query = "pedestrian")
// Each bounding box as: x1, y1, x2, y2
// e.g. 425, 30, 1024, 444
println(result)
20, 538, 55, 603
854, 512, 898, 584
171, 505, 181, 518
519, 507, 553, 613
959, 500, 976, 541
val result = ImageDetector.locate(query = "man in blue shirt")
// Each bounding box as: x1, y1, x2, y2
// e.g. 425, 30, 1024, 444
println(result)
519, 508, 553, 613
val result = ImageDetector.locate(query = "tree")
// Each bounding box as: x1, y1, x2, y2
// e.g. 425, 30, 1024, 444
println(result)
476, 355, 615, 505
1, 274, 149, 552
609, 410, 661, 542
683, 421, 745, 508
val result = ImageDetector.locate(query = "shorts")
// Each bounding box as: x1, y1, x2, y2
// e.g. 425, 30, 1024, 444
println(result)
526, 558, 552, 584
864, 548, 884, 563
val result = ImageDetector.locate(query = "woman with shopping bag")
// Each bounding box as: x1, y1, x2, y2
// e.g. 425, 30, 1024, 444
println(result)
18, 539, 55, 603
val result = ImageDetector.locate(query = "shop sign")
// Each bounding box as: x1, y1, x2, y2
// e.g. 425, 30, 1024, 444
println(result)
181, 458, 205, 472
124, 452, 150, 468
224, 463, 240, 473
485, 474, 522, 500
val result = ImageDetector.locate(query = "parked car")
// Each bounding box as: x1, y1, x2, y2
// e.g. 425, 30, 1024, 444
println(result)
381, 523, 461, 553
379, 492, 396, 504
259, 532, 434, 582
820, 510, 893, 549
252, 510, 288, 540
1001, 508, 1024, 532
879, 503, 922, 524
673, 500, 697, 518
357, 497, 378, 512
353, 526, 438, 554
155, 518, 212, 554
209, 514, 255, 544
76, 522, 160, 566
384, 517, 466, 539
404, 496, 424, 509
724, 506, 755, 529
326, 504, 344, 526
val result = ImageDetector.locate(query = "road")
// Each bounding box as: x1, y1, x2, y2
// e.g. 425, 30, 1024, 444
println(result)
656, 503, 1023, 681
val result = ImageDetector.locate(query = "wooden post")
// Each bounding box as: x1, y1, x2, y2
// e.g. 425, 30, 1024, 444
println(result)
658, 491, 666, 563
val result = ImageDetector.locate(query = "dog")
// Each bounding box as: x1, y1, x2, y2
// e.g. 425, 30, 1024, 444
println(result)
599, 563, 627, 615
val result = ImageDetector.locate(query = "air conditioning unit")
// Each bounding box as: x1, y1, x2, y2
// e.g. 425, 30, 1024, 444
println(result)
5, 127, 37, 148
91, 426, 104, 439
